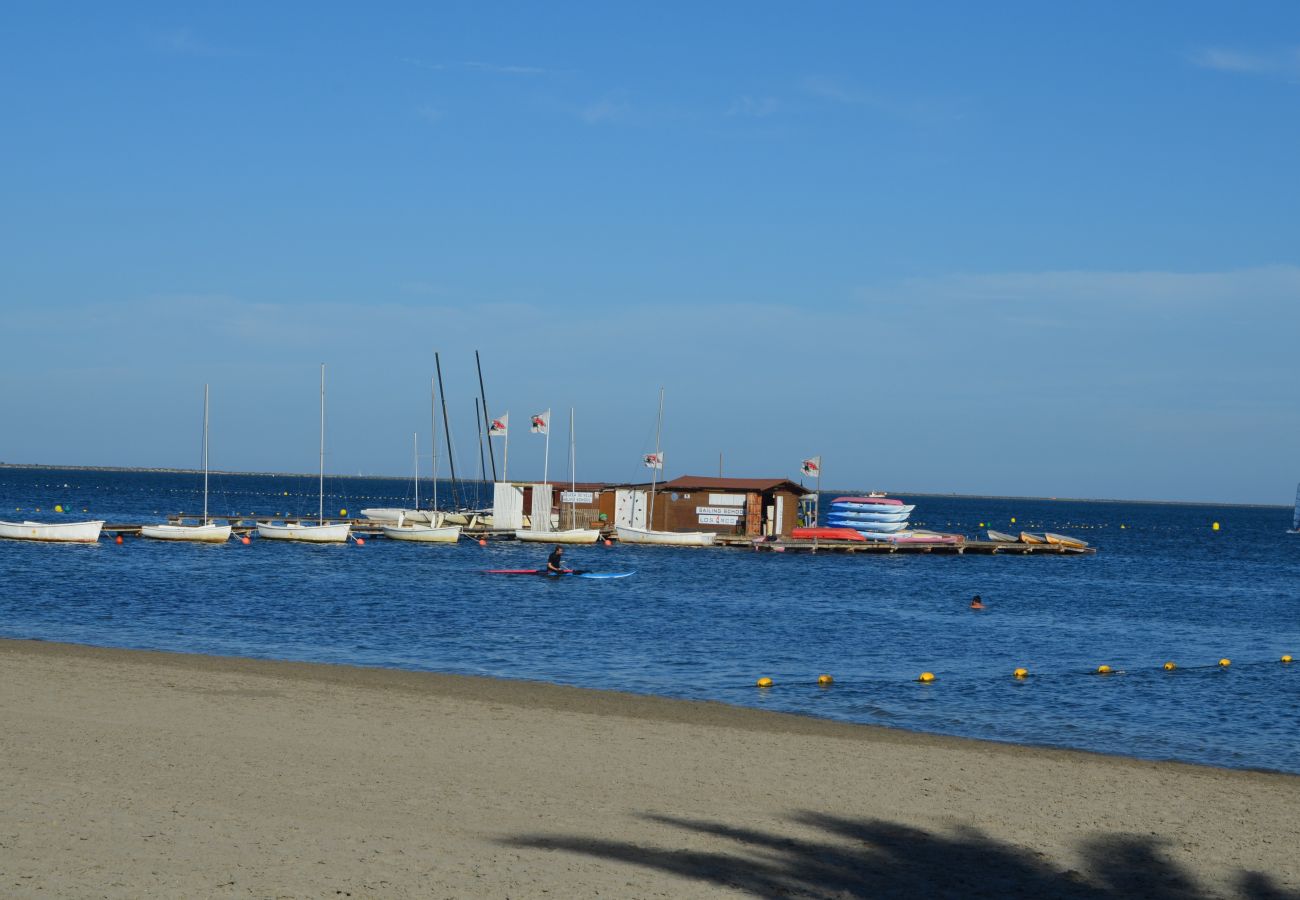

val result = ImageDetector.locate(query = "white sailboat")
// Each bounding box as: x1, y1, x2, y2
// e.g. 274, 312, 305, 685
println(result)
141, 384, 232, 542
615, 388, 716, 547
517, 407, 599, 544
256, 365, 352, 543
1289, 482, 1300, 534
381, 406, 460, 543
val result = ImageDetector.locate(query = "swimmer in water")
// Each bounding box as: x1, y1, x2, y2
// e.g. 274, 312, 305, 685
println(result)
970, 595, 985, 610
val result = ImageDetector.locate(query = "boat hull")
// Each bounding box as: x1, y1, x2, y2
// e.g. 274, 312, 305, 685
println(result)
380, 524, 461, 543
255, 522, 352, 543
986, 530, 1018, 543
1043, 532, 1089, 549
140, 523, 232, 542
515, 528, 602, 544
830, 496, 905, 507
825, 508, 914, 522
615, 525, 716, 547
825, 518, 908, 533
790, 527, 866, 542
1019, 532, 1046, 544
0, 520, 104, 543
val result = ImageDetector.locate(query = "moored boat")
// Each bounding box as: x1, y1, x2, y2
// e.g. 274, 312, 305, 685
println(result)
141, 522, 231, 543
257, 521, 352, 543
1019, 532, 1046, 544
1043, 532, 1089, 549
790, 526, 866, 542
615, 525, 716, 547
986, 529, 1018, 542
516, 527, 600, 544
381, 520, 461, 543
0, 520, 104, 543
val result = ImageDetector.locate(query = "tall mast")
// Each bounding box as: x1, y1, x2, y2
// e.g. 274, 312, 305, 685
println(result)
413, 431, 419, 509
475, 398, 487, 509
319, 363, 325, 522
431, 376, 439, 514
569, 407, 576, 528
202, 383, 210, 524
476, 350, 498, 481
434, 351, 461, 508
648, 387, 663, 530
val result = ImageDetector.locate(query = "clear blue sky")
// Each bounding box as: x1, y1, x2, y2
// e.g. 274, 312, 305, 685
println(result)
2, 2, 1297, 503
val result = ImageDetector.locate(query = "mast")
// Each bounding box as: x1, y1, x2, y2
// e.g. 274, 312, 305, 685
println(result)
413, 431, 419, 510
476, 351, 498, 481
648, 387, 663, 530
434, 351, 461, 508
202, 383, 210, 524
569, 407, 576, 529
319, 363, 325, 523
475, 398, 487, 509
431, 377, 439, 515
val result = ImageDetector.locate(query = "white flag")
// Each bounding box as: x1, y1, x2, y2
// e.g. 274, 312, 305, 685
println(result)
530, 409, 550, 435
488, 413, 508, 437
643, 451, 664, 470
801, 456, 822, 478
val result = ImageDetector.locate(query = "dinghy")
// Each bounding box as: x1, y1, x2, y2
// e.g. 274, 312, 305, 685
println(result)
0, 520, 104, 543
1044, 532, 1089, 549
141, 384, 232, 543
986, 529, 1018, 542
1019, 532, 1046, 544
516, 528, 600, 544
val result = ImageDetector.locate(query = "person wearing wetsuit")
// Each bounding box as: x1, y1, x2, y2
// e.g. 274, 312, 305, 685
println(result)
546, 545, 565, 576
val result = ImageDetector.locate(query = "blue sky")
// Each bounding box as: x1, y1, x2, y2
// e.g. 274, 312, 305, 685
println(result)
1, 2, 1297, 503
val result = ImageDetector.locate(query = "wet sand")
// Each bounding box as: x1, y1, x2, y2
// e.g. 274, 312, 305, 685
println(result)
1, 638, 1296, 898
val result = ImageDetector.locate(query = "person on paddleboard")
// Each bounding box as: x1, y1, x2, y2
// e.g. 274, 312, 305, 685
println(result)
546, 545, 565, 576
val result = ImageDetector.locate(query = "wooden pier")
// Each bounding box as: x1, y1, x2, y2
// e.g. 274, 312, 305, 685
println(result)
99, 514, 1094, 554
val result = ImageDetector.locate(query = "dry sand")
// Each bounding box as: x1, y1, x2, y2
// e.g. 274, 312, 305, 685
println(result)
1, 638, 1296, 899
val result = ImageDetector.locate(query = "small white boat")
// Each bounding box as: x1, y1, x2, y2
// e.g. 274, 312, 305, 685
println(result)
360, 508, 407, 523
256, 521, 352, 543
986, 529, 1018, 542
141, 384, 232, 543
516, 527, 601, 544
258, 365, 351, 544
1043, 532, 1089, 549
0, 520, 105, 543
141, 522, 231, 543
382, 522, 461, 543
616, 525, 716, 547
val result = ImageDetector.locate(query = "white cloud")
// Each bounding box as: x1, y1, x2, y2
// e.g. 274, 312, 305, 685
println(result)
1192, 46, 1300, 79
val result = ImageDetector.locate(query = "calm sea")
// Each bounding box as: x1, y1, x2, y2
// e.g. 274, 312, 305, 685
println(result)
2, 467, 1297, 773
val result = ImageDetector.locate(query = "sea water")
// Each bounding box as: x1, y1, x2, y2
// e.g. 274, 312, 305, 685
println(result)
1, 467, 1297, 773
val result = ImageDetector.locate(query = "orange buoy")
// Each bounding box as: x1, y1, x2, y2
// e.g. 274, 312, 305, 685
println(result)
241, 536, 251, 545
478, 538, 487, 547
604, 539, 612, 546
114, 535, 123, 544
355, 537, 365, 546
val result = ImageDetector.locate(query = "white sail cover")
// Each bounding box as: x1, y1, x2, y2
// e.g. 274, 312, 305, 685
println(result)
530, 483, 553, 532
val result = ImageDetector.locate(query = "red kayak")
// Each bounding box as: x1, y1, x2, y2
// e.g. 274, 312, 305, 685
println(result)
790, 527, 867, 542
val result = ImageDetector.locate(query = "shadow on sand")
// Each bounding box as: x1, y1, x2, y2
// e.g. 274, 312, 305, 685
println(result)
502, 811, 1298, 899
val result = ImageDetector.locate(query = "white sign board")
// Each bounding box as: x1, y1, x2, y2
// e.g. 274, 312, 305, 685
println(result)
697, 506, 748, 516
560, 491, 594, 504
708, 494, 746, 507
698, 514, 741, 525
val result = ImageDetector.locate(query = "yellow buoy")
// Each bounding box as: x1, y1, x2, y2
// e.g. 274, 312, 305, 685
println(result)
1096, 665, 1112, 675
1010, 517, 1016, 524
817, 674, 834, 686
1212, 522, 1220, 531
55, 504, 64, 513
1218, 658, 1230, 668
1282, 655, 1293, 664
1013, 667, 1028, 679
918, 672, 935, 683
1163, 661, 1177, 671
756, 677, 773, 688
340, 509, 347, 516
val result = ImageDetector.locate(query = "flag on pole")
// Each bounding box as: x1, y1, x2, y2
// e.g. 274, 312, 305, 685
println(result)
488, 413, 508, 437
643, 451, 664, 470
801, 456, 821, 478
530, 409, 550, 434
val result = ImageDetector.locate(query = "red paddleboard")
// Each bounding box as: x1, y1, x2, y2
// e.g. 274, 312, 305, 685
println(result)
790, 527, 867, 542
484, 568, 571, 575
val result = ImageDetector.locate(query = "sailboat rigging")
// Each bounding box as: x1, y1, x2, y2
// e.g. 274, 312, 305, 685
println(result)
381, 377, 462, 543
516, 406, 599, 544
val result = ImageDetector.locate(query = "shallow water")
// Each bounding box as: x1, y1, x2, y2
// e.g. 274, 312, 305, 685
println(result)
2, 468, 1298, 773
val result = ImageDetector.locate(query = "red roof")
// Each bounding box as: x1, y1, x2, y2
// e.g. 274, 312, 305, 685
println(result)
657, 475, 813, 495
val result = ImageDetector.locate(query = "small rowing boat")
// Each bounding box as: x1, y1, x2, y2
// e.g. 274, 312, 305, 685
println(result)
1043, 532, 1089, 549
1019, 532, 1046, 544
986, 529, 1018, 542
0, 520, 104, 543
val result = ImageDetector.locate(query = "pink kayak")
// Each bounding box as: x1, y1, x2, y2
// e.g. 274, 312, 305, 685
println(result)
790, 527, 867, 542
830, 496, 905, 507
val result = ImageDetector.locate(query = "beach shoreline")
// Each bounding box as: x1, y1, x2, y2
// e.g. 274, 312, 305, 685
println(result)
2, 638, 1297, 897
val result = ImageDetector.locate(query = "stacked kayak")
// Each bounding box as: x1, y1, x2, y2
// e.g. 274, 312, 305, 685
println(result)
824, 495, 916, 540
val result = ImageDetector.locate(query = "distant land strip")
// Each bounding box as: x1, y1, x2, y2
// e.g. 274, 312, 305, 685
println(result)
0, 462, 1287, 509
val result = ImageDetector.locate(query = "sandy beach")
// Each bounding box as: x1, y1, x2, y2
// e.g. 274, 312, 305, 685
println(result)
1, 638, 1296, 898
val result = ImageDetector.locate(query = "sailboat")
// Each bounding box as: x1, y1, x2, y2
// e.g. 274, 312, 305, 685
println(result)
141, 384, 232, 542
517, 408, 600, 544
381, 392, 461, 544
1288, 483, 1300, 534
256, 365, 352, 543
615, 389, 716, 547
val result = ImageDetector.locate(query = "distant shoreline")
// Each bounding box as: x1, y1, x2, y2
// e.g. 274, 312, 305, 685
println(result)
0, 462, 1287, 509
